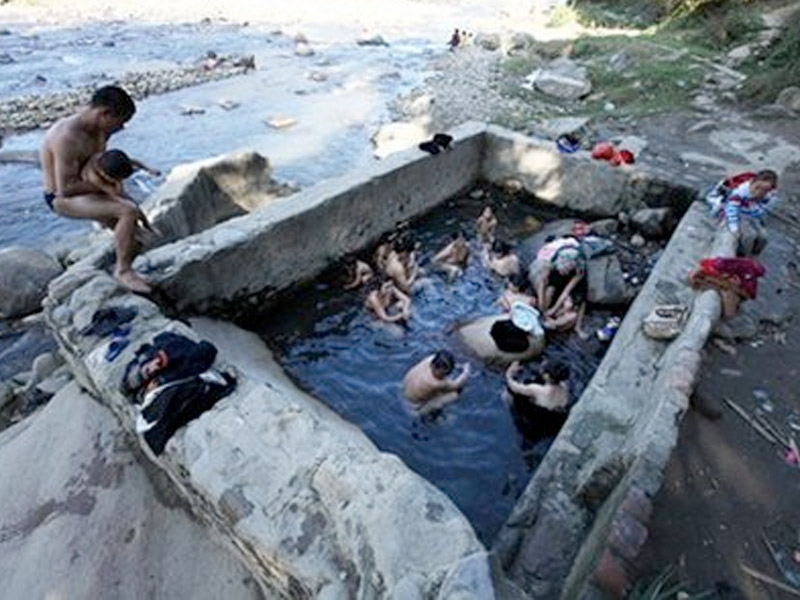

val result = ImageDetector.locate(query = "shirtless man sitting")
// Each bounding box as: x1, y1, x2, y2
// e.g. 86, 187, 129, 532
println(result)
384, 235, 419, 292
483, 239, 520, 278
364, 279, 411, 323
475, 205, 497, 243
40, 86, 152, 293
403, 350, 471, 412
431, 230, 469, 280
343, 258, 374, 290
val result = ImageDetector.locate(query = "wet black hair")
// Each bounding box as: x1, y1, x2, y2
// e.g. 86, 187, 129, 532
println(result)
492, 239, 512, 256
508, 272, 528, 291
90, 85, 136, 120
394, 234, 416, 253
431, 350, 455, 375
543, 361, 570, 384
97, 149, 135, 181
754, 169, 778, 187
450, 228, 467, 241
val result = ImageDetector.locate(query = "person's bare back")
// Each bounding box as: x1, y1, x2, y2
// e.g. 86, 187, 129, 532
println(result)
40, 86, 153, 294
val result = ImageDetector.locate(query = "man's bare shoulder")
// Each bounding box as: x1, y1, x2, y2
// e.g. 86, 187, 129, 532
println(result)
43, 115, 88, 149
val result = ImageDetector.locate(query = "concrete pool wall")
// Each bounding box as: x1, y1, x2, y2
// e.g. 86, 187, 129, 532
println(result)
44, 122, 730, 598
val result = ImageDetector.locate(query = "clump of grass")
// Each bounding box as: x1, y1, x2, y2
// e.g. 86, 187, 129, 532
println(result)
546, 5, 581, 28
665, 1, 764, 50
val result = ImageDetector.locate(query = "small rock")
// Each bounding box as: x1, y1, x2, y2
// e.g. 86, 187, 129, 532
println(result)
528, 57, 592, 101
474, 32, 501, 51
295, 43, 315, 57
524, 216, 543, 232
102, 40, 115, 47
604, 101, 616, 112
630, 234, 645, 248
0, 52, 14, 65
217, 99, 240, 110
752, 103, 795, 119
265, 116, 297, 129
308, 71, 327, 82
180, 105, 206, 116
630, 207, 673, 239
0, 29, 12, 36
608, 49, 634, 73
687, 119, 717, 135
776, 86, 800, 112
590, 218, 618, 237
356, 34, 389, 47
727, 44, 752, 63
469, 189, 485, 200
502, 178, 523, 193
293, 32, 308, 44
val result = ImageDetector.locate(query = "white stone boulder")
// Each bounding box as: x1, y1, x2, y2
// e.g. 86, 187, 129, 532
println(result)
527, 57, 592, 101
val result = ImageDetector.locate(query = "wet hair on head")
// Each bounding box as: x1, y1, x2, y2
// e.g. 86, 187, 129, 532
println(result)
508, 272, 528, 291
394, 234, 415, 253
431, 350, 455, 375
492, 239, 512, 256
90, 85, 136, 120
544, 360, 570, 384
754, 169, 778, 187
97, 149, 135, 181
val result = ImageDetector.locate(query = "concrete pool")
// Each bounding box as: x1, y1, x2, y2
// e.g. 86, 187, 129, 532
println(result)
44, 122, 734, 598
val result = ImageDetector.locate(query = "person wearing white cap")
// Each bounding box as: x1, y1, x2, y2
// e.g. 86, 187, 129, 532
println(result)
457, 302, 545, 363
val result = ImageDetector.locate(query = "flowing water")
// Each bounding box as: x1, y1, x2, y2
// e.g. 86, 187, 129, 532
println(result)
250, 186, 619, 543
0, 19, 438, 248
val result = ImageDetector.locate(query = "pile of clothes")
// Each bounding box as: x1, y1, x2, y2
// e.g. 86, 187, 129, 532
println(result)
122, 332, 236, 455
689, 256, 766, 317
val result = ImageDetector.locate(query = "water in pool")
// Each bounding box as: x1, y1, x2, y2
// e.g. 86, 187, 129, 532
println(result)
251, 185, 619, 543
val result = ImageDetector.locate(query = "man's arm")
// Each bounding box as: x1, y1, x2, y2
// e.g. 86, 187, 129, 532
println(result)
549, 273, 582, 316
724, 197, 742, 233
505, 362, 545, 403
444, 362, 471, 391
51, 137, 104, 197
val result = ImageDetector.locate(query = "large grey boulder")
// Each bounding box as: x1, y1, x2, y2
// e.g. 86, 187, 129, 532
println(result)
0, 382, 262, 599
0, 247, 63, 318
586, 254, 633, 305
145, 151, 296, 246
531, 57, 592, 100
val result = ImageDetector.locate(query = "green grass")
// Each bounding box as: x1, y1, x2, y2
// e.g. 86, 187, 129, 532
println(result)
739, 11, 800, 105
546, 5, 581, 28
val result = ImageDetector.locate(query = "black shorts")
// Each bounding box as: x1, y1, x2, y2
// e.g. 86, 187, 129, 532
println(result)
44, 192, 56, 211
548, 269, 586, 304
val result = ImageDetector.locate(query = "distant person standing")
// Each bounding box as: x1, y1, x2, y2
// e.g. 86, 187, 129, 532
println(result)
40, 86, 152, 293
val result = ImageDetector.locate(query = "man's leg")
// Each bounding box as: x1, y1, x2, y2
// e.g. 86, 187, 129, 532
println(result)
53, 194, 152, 293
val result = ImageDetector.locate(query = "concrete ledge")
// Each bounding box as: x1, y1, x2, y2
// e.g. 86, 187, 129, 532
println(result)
482, 125, 697, 217
43, 269, 491, 599
137, 121, 488, 315
493, 203, 737, 598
